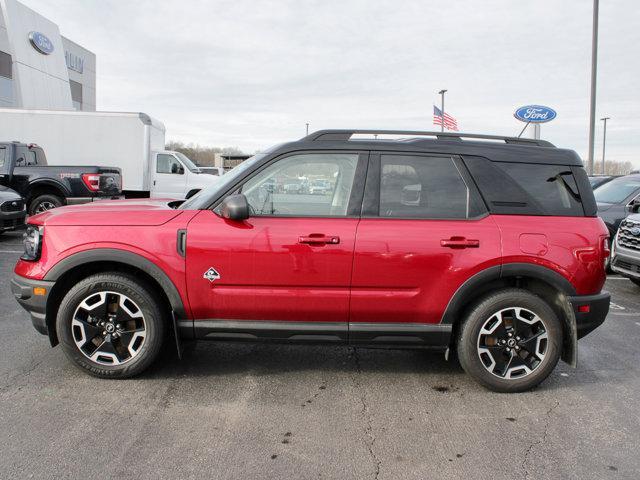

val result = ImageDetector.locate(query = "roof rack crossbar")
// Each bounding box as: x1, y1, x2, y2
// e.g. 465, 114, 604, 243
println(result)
303, 129, 555, 147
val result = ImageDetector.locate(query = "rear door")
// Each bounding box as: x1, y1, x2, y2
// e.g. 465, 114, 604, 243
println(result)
185, 151, 367, 341
152, 153, 187, 198
349, 152, 501, 344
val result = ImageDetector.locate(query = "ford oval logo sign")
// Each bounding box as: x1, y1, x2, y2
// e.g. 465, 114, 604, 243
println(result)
514, 105, 557, 123
28, 31, 54, 55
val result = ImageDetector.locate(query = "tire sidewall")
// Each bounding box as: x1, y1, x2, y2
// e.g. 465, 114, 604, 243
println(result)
29, 194, 63, 216
56, 274, 164, 378
458, 289, 562, 393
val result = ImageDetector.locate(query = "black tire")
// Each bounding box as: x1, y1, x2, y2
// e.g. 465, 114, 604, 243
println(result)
457, 288, 562, 393
29, 194, 63, 215
56, 273, 166, 378
630, 278, 640, 288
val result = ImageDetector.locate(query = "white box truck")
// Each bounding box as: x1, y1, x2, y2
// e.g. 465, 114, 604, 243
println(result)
0, 108, 221, 199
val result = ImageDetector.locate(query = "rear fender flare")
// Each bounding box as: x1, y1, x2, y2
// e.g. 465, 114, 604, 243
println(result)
442, 263, 578, 366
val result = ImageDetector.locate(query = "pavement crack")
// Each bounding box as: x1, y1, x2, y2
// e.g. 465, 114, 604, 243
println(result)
350, 348, 381, 480
521, 400, 560, 479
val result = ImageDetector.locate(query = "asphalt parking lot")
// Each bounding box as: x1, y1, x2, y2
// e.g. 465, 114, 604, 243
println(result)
0, 230, 638, 479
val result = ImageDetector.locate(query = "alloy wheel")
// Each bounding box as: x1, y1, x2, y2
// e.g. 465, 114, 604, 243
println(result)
34, 201, 57, 214
71, 291, 146, 366
476, 307, 548, 379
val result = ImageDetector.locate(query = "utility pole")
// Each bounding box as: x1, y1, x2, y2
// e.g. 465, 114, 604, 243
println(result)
601, 116, 610, 174
438, 89, 447, 132
305, 123, 309, 136
587, 0, 599, 173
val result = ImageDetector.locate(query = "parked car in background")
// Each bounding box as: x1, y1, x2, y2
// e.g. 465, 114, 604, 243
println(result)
283, 177, 309, 194
0, 109, 221, 200
0, 185, 26, 234
12, 129, 609, 393
611, 214, 640, 286
0, 142, 122, 215
594, 174, 640, 239
309, 179, 331, 195
589, 175, 620, 189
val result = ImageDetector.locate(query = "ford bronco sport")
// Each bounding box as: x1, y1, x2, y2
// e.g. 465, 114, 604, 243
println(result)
12, 130, 610, 392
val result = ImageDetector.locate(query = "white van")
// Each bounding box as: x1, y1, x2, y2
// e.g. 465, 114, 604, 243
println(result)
0, 108, 221, 199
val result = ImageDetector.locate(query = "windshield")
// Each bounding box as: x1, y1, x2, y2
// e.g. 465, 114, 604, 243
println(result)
594, 177, 640, 204
174, 152, 200, 172
179, 153, 267, 209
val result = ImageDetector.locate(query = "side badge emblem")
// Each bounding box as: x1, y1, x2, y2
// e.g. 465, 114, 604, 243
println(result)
204, 267, 221, 282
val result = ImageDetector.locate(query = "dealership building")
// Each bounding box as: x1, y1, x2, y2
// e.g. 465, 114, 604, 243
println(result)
0, 0, 95, 111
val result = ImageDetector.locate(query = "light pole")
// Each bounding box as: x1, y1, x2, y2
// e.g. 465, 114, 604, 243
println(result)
438, 89, 447, 132
587, 0, 600, 173
601, 116, 610, 174
305, 123, 309, 136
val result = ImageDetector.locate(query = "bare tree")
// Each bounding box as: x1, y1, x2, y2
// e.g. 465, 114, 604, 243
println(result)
166, 141, 245, 167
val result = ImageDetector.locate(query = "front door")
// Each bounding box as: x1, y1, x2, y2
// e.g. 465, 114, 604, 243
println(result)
185, 151, 366, 341
349, 152, 501, 344
152, 153, 186, 198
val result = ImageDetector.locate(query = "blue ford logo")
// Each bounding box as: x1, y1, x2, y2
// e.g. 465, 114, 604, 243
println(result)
630, 227, 640, 236
514, 105, 557, 123
28, 31, 54, 55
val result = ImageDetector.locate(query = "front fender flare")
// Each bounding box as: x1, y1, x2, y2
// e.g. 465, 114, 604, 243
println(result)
44, 248, 187, 320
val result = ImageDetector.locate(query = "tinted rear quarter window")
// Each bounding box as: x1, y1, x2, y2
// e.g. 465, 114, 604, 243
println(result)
464, 156, 585, 216
379, 154, 484, 219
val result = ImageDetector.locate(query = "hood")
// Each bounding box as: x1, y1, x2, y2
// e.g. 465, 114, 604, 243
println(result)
0, 185, 22, 200
28, 198, 185, 227
597, 202, 614, 212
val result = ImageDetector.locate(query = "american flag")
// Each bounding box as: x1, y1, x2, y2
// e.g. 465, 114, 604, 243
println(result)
433, 105, 459, 131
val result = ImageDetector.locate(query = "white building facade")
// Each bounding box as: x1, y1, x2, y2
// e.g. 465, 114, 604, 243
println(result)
0, 0, 95, 111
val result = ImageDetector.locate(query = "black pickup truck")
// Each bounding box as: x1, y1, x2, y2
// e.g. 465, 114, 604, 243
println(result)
0, 142, 122, 215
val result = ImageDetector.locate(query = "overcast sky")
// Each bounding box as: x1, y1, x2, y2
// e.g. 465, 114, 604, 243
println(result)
22, 0, 640, 164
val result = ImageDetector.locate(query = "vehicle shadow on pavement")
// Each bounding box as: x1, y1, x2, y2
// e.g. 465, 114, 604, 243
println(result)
147, 342, 467, 380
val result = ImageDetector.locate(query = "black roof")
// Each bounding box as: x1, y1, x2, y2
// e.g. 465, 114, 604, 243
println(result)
269, 129, 584, 166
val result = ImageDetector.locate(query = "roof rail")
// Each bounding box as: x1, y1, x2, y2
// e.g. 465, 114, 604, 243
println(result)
303, 129, 555, 147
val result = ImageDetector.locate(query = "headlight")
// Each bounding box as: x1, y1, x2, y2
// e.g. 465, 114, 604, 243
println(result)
21, 225, 43, 261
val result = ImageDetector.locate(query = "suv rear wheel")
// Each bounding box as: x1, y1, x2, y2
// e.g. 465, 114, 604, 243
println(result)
56, 273, 165, 378
457, 289, 562, 393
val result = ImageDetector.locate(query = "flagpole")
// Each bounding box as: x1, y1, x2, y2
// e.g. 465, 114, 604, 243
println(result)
438, 89, 447, 132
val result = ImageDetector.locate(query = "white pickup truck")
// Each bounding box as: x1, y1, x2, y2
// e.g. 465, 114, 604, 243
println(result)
0, 108, 221, 199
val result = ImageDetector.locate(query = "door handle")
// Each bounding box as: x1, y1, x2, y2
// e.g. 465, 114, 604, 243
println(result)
440, 236, 479, 249
298, 234, 340, 245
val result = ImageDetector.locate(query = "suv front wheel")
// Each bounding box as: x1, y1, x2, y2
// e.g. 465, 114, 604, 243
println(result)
457, 289, 562, 393
56, 273, 165, 378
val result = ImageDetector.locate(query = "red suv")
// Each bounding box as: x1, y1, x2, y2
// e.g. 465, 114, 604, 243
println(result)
12, 130, 610, 392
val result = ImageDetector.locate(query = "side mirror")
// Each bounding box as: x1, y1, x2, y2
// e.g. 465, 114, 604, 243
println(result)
219, 194, 250, 221
628, 198, 640, 213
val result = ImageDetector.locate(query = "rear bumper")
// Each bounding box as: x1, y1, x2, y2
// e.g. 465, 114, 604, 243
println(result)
11, 273, 54, 336
66, 195, 124, 206
568, 291, 610, 339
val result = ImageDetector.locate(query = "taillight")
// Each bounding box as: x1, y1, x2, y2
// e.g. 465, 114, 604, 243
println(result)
82, 174, 100, 192
602, 236, 610, 258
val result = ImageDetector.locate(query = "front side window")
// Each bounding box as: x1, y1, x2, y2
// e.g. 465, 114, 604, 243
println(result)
239, 153, 358, 216
0, 147, 5, 168
379, 155, 472, 219
157, 154, 183, 174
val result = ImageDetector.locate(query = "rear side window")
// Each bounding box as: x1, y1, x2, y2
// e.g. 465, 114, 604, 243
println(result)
0, 147, 5, 167
379, 154, 483, 219
464, 156, 584, 216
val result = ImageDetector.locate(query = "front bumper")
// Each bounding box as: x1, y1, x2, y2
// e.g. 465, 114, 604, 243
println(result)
568, 291, 610, 339
611, 248, 640, 280
11, 273, 54, 336
1, 209, 27, 231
